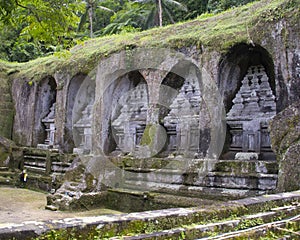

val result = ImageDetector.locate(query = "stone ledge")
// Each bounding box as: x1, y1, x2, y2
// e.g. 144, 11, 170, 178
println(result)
0, 190, 299, 240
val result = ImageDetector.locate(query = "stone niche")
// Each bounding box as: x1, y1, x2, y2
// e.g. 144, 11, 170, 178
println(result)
64, 73, 86, 153
111, 81, 148, 154
218, 44, 277, 160
89, 70, 147, 155
107, 66, 211, 158
163, 77, 202, 157
72, 77, 95, 155
37, 103, 56, 149
34, 76, 57, 148
160, 65, 211, 158
226, 65, 276, 160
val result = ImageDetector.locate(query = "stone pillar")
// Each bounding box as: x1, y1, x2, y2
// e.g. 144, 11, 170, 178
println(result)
163, 76, 202, 157
53, 72, 70, 149
111, 82, 148, 153
139, 69, 167, 124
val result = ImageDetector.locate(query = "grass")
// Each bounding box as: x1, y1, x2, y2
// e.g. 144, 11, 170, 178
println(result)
0, 0, 298, 82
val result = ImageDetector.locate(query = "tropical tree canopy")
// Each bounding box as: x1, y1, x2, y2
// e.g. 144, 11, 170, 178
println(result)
0, 0, 258, 62
133, 0, 187, 27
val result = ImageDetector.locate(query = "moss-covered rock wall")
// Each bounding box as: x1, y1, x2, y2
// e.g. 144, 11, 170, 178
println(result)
270, 102, 300, 192
0, 0, 299, 192
0, 63, 14, 139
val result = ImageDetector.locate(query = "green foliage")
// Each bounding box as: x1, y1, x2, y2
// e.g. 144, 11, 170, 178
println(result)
180, 0, 209, 20
208, 0, 257, 13
0, 0, 84, 62
102, 2, 145, 35
133, 0, 188, 27
235, 217, 264, 230
0, 0, 261, 62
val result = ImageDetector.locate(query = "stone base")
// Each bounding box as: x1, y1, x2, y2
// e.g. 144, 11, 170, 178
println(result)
73, 148, 84, 154
73, 148, 90, 155
235, 152, 260, 160
37, 144, 52, 150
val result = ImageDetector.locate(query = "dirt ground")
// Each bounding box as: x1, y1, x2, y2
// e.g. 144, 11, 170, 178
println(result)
0, 187, 122, 225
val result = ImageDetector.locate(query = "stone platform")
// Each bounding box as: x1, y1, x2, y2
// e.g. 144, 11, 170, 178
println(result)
112, 157, 278, 200
46, 156, 279, 212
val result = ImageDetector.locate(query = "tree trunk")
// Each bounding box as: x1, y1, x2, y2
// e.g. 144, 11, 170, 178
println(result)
88, 4, 93, 38
157, 0, 163, 27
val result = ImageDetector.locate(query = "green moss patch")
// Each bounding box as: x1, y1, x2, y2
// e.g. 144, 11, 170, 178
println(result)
0, 0, 295, 83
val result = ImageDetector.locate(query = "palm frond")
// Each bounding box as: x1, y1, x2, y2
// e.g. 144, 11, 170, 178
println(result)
98, 6, 115, 13
145, 6, 157, 28
163, 0, 187, 12
163, 5, 175, 24
77, 8, 88, 32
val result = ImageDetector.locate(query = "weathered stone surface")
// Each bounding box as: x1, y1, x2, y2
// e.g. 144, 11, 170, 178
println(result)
235, 152, 259, 160
46, 156, 102, 210
0, 190, 299, 240
0, 0, 298, 202
12, 76, 57, 147
0, 136, 17, 167
223, 63, 277, 161
270, 101, 300, 192
277, 143, 300, 192
0, 68, 13, 139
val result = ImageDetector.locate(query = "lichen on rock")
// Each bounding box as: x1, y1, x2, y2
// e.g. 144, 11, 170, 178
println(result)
0, 136, 17, 167
269, 101, 300, 192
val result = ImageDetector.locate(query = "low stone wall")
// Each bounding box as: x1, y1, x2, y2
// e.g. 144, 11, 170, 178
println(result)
0, 190, 299, 240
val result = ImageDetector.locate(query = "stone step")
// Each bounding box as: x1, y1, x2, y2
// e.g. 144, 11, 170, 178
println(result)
51, 161, 71, 173
213, 160, 278, 174
22, 148, 76, 176
2, 191, 300, 239
24, 155, 47, 169
123, 180, 266, 200
203, 172, 277, 190
114, 157, 278, 174
202, 214, 300, 240
111, 204, 300, 239
23, 165, 46, 173
0, 167, 9, 172
123, 170, 277, 190
24, 155, 47, 162
107, 188, 222, 211
0, 169, 16, 186
111, 156, 183, 170
0, 171, 15, 178
23, 147, 48, 157
24, 160, 46, 168
0, 176, 14, 185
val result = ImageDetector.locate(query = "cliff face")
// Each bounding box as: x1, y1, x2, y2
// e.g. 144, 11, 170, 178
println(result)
0, 0, 298, 191
270, 102, 300, 191
4, 0, 298, 148
0, 64, 13, 140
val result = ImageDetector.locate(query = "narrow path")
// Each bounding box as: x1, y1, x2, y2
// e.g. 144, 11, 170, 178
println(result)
0, 187, 121, 224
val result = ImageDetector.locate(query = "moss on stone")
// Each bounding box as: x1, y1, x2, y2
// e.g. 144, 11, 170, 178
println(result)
269, 101, 300, 192
0, 136, 16, 166
0, 64, 14, 139
0, 0, 294, 84
33, 195, 300, 239
140, 124, 155, 146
